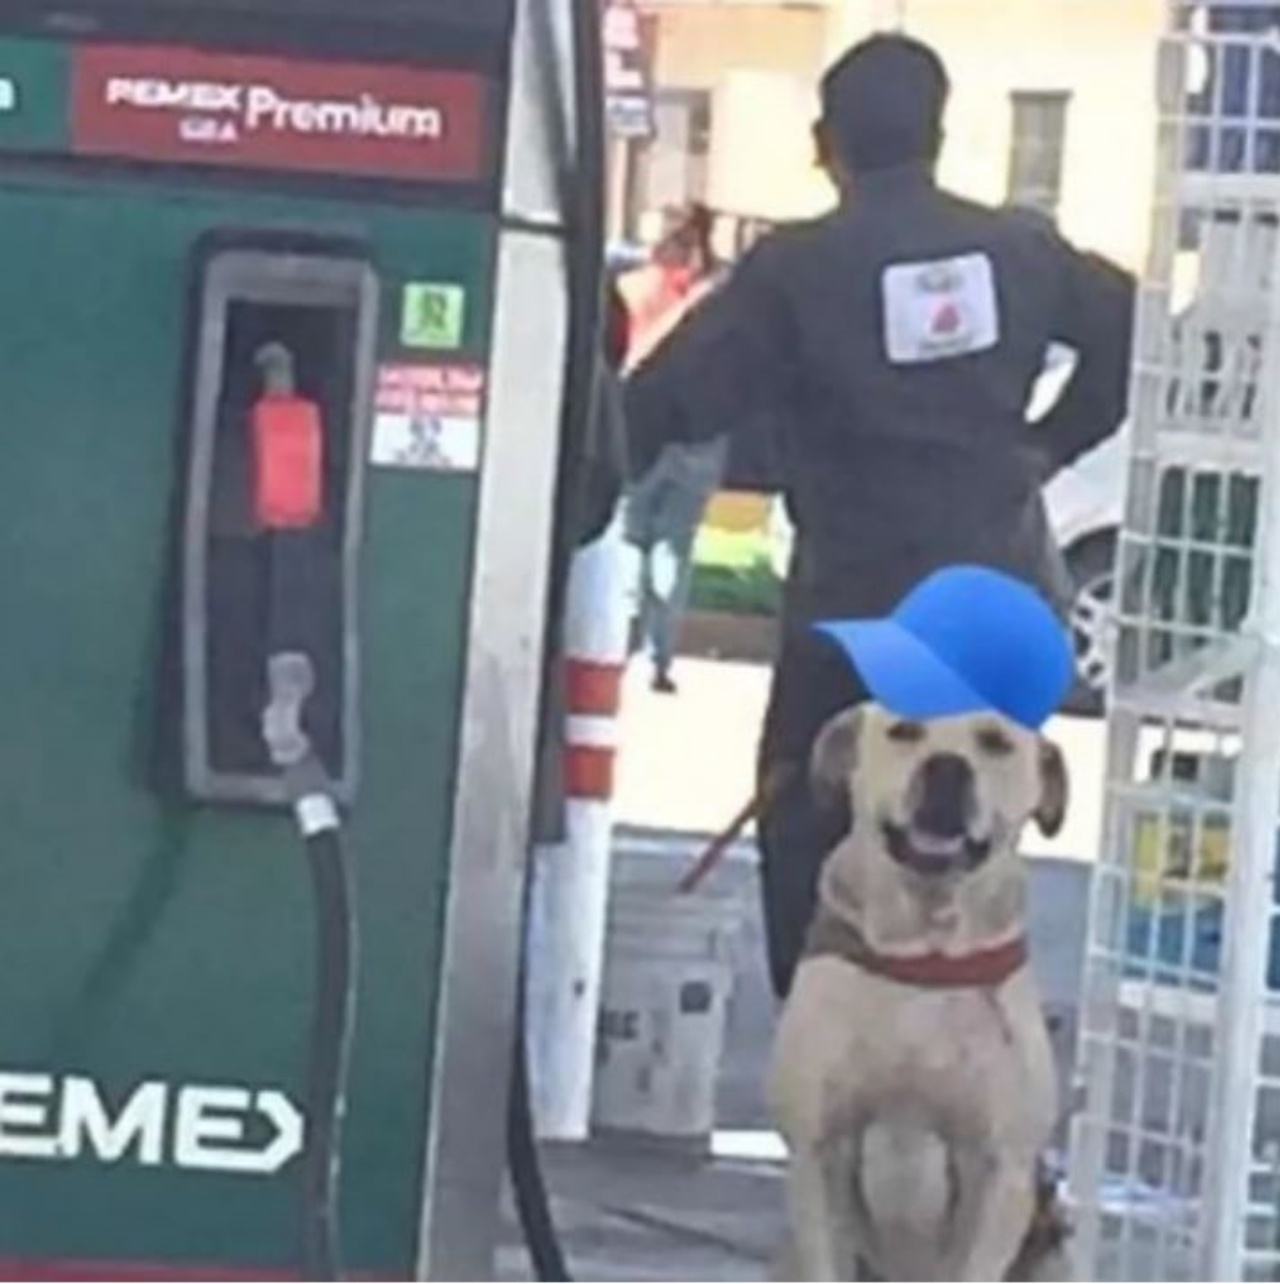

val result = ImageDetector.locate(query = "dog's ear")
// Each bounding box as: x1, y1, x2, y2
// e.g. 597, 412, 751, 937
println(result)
810, 706, 863, 804
1035, 738, 1069, 838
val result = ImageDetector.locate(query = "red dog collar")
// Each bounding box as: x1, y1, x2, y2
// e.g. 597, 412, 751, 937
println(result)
804, 912, 1028, 989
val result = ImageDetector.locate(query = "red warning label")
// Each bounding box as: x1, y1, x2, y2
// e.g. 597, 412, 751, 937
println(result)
374, 363, 486, 418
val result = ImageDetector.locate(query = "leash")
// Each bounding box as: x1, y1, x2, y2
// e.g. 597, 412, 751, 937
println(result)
675, 793, 760, 894
676, 763, 795, 894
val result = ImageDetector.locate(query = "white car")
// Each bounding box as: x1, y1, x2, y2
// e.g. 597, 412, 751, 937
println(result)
1036, 344, 1128, 714
1043, 422, 1128, 710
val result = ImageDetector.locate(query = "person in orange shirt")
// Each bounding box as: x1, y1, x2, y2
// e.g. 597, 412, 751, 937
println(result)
618, 202, 717, 370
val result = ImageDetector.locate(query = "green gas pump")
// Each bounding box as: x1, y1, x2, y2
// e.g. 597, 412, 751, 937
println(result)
0, 0, 600, 1277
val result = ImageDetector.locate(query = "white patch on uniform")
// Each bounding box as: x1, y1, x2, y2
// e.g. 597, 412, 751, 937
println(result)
881, 251, 1000, 365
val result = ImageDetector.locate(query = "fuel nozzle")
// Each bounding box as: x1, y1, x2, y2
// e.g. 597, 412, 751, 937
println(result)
262, 649, 334, 808
263, 651, 315, 771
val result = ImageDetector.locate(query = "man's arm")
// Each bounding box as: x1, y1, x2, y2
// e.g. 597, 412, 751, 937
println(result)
1037, 244, 1137, 475
624, 240, 796, 481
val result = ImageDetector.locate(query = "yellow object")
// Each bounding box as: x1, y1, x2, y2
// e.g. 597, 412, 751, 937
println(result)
1132, 812, 1231, 907
705, 490, 770, 534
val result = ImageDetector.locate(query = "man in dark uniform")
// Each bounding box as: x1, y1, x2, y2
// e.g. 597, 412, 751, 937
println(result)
625, 33, 1135, 999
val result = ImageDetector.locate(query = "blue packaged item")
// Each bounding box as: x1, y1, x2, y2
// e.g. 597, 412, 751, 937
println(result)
1123, 812, 1280, 990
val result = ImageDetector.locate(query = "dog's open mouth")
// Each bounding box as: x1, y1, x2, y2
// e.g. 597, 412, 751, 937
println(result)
882, 821, 992, 876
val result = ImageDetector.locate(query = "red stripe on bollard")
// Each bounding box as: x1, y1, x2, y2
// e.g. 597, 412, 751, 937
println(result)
564, 743, 616, 801
565, 659, 624, 718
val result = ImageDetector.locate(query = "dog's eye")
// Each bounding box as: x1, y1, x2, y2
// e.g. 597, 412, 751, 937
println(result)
976, 726, 1015, 757
887, 720, 926, 744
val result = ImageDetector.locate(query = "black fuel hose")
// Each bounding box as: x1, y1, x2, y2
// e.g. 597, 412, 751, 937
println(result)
259, 577, 358, 1279
508, 927, 572, 1282
296, 799, 358, 1282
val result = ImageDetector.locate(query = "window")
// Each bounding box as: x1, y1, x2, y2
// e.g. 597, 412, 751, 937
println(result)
1007, 91, 1070, 220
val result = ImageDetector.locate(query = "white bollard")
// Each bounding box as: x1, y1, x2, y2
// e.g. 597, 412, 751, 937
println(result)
527, 514, 638, 1141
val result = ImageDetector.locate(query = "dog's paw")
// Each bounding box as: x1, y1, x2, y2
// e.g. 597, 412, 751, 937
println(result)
1004, 1188, 1075, 1282
1015, 1239, 1076, 1283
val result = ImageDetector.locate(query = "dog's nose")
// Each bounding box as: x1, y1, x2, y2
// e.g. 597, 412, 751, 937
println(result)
912, 753, 975, 838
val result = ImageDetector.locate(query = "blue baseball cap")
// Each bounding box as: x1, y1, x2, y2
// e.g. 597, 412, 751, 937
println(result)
815, 566, 1074, 731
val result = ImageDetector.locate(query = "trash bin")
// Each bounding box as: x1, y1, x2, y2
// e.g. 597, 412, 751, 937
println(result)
591, 838, 751, 1147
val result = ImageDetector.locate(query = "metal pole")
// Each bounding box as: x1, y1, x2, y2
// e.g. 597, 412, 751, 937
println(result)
1201, 227, 1280, 1282
1068, 709, 1142, 1271
1202, 637, 1279, 1278
527, 514, 638, 1140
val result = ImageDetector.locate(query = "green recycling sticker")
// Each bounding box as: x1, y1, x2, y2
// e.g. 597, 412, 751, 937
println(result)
401, 282, 467, 350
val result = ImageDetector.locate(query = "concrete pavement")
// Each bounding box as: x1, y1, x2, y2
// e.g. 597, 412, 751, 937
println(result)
498, 1142, 786, 1282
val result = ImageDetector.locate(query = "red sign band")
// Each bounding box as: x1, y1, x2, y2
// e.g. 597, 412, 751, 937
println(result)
72, 45, 489, 183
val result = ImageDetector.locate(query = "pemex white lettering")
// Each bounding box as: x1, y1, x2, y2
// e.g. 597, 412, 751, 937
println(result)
105, 77, 242, 113
242, 85, 443, 140
0, 1071, 303, 1173
59, 1077, 166, 1166
0, 1073, 58, 1160
103, 72, 447, 145
174, 1085, 251, 1171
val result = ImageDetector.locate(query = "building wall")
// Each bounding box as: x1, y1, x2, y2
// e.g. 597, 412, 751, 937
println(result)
707, 70, 832, 220
639, 3, 834, 223
650, 3, 828, 87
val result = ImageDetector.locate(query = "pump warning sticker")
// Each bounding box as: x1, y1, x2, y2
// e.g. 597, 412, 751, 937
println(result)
401, 282, 467, 350
370, 363, 484, 473
70, 45, 489, 183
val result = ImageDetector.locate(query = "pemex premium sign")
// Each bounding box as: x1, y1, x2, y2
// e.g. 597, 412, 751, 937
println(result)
69, 43, 490, 182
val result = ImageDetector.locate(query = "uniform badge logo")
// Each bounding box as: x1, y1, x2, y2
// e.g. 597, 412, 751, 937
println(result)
882, 252, 1001, 365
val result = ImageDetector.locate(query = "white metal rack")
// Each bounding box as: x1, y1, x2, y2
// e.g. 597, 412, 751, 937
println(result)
1070, 4, 1280, 1279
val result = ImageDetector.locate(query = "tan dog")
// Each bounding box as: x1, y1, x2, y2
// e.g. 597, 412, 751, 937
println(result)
769, 704, 1070, 1282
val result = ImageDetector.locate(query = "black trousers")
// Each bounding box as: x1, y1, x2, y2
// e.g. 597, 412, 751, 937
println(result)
756, 627, 869, 1000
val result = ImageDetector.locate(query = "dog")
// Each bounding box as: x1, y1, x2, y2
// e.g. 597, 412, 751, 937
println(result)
769, 703, 1071, 1281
